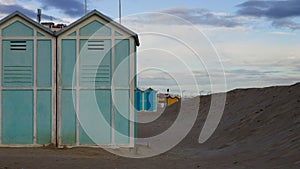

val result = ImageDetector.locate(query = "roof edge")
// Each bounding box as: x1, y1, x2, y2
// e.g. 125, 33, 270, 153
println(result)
55, 9, 140, 46
0, 11, 54, 35
0, 10, 140, 46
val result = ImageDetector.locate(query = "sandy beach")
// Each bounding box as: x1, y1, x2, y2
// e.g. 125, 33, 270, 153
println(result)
0, 83, 299, 169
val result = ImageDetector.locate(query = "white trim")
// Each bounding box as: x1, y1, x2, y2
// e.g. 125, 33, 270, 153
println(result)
0, 28, 2, 144
55, 143, 132, 149
1, 37, 55, 40
52, 37, 57, 145
129, 39, 135, 147
2, 37, 36, 40
78, 36, 113, 39
111, 31, 115, 145
57, 15, 132, 38
57, 37, 62, 146
1, 87, 52, 90
76, 32, 80, 146
60, 86, 126, 90
0, 144, 54, 148
33, 30, 37, 144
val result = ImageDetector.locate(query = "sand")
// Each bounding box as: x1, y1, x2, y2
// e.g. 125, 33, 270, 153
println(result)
0, 83, 299, 169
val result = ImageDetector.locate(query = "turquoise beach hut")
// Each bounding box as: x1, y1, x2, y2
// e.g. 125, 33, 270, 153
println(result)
0, 11, 56, 146
0, 10, 139, 148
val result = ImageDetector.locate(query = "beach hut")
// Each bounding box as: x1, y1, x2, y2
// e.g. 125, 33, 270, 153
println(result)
0, 12, 56, 146
0, 10, 139, 148
143, 88, 157, 112
135, 88, 143, 111
56, 10, 139, 147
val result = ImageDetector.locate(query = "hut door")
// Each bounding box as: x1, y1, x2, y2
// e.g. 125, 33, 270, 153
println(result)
1, 39, 54, 145
58, 39, 112, 146
78, 39, 112, 145
1, 40, 34, 144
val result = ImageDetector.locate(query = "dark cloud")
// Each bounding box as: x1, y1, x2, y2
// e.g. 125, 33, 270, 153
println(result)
237, 0, 300, 30
0, 4, 62, 22
40, 0, 84, 17
237, 0, 300, 19
160, 8, 241, 27
272, 19, 300, 30
123, 7, 242, 27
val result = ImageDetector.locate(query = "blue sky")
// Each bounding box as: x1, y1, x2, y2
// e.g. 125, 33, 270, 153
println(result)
0, 0, 299, 95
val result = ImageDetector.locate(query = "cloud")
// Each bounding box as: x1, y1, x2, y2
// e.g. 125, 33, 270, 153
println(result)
269, 31, 296, 35
124, 7, 243, 28
40, 0, 84, 17
159, 7, 242, 27
237, 0, 300, 30
0, 0, 15, 5
0, 3, 62, 22
237, 0, 300, 19
271, 19, 300, 30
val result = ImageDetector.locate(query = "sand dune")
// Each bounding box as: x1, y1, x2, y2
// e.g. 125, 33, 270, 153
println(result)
0, 83, 299, 169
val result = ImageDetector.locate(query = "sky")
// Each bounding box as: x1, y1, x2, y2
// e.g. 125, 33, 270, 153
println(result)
0, 0, 299, 95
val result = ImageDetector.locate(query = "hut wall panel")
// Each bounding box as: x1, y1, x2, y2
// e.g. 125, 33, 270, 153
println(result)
37, 40, 52, 87
2, 90, 33, 144
114, 89, 130, 144
36, 90, 52, 144
60, 90, 76, 145
2, 21, 33, 37
114, 39, 130, 88
78, 89, 111, 145
79, 20, 111, 36
2, 40, 33, 87
61, 39, 76, 86
79, 39, 112, 87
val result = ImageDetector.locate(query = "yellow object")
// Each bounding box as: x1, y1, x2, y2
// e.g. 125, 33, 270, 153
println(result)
167, 96, 179, 106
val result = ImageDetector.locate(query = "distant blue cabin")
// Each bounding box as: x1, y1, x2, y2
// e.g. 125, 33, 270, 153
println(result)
143, 88, 157, 112
0, 10, 139, 147
134, 88, 157, 112
134, 88, 143, 111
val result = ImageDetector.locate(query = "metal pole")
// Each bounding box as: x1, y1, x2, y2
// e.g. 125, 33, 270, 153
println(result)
119, 0, 122, 24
